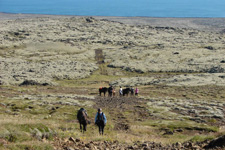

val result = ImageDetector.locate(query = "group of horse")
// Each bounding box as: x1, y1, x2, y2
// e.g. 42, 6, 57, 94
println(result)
99, 86, 133, 97
77, 87, 137, 133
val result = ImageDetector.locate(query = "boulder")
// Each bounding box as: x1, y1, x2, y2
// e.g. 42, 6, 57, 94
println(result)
204, 135, 225, 149
19, 80, 49, 86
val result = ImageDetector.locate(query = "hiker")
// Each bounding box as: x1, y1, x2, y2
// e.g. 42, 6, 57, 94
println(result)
119, 86, 123, 96
135, 87, 139, 96
77, 108, 89, 133
130, 87, 134, 96
108, 86, 113, 97
112, 87, 116, 97
95, 108, 107, 135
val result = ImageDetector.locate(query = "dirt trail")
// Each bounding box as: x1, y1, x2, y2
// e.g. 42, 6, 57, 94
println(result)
93, 96, 151, 131
52, 95, 225, 149
95, 49, 104, 64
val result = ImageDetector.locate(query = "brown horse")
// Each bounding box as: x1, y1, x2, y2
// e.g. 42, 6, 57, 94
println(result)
77, 108, 89, 133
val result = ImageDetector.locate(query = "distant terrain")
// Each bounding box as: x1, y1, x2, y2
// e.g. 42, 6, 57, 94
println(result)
0, 13, 225, 150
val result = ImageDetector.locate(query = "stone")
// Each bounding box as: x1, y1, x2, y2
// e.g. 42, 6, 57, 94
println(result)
66, 147, 75, 150
0, 103, 6, 107
32, 128, 43, 140
204, 135, 225, 149
142, 143, 148, 147
69, 137, 76, 143
175, 142, 182, 148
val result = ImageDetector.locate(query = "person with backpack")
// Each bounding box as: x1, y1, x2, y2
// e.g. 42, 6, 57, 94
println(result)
95, 108, 107, 135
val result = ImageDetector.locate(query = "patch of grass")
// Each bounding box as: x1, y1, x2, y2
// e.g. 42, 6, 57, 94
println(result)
208, 119, 217, 123
190, 135, 215, 142
19, 123, 50, 133
0, 122, 56, 143
130, 125, 154, 135
6, 142, 54, 150
0, 129, 31, 143
99, 64, 108, 75
56, 74, 121, 87
141, 120, 219, 133
28, 106, 49, 115
162, 133, 193, 144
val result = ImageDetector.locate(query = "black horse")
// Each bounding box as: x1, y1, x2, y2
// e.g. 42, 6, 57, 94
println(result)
123, 88, 131, 96
77, 108, 89, 133
99, 87, 108, 96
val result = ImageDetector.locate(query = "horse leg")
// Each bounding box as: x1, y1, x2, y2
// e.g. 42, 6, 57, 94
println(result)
84, 123, 87, 132
82, 124, 85, 133
80, 123, 82, 132
84, 125, 87, 132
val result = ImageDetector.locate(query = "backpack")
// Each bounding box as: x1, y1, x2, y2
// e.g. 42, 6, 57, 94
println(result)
96, 112, 104, 122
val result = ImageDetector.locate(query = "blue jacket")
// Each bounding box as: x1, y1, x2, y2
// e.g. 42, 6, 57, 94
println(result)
95, 112, 107, 124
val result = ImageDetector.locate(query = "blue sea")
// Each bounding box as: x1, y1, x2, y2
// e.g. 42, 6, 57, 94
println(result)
0, 0, 225, 18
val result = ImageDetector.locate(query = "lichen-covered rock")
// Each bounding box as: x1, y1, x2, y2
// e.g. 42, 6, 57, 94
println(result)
110, 73, 225, 87
0, 57, 98, 85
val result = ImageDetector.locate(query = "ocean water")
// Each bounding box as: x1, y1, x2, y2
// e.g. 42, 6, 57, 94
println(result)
0, 0, 225, 17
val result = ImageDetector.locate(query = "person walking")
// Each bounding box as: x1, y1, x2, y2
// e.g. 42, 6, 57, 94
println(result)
130, 87, 134, 96
135, 87, 139, 96
119, 86, 123, 96
95, 108, 107, 135
112, 87, 116, 97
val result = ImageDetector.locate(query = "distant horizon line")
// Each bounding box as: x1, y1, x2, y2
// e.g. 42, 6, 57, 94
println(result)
1, 12, 225, 19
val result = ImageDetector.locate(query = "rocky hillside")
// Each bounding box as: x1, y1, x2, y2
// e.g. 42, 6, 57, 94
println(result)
0, 14, 225, 150
0, 15, 225, 86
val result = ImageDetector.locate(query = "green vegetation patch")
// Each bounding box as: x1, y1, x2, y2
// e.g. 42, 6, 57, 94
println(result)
141, 120, 218, 133
190, 135, 215, 142
0, 123, 56, 143
5, 142, 54, 150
